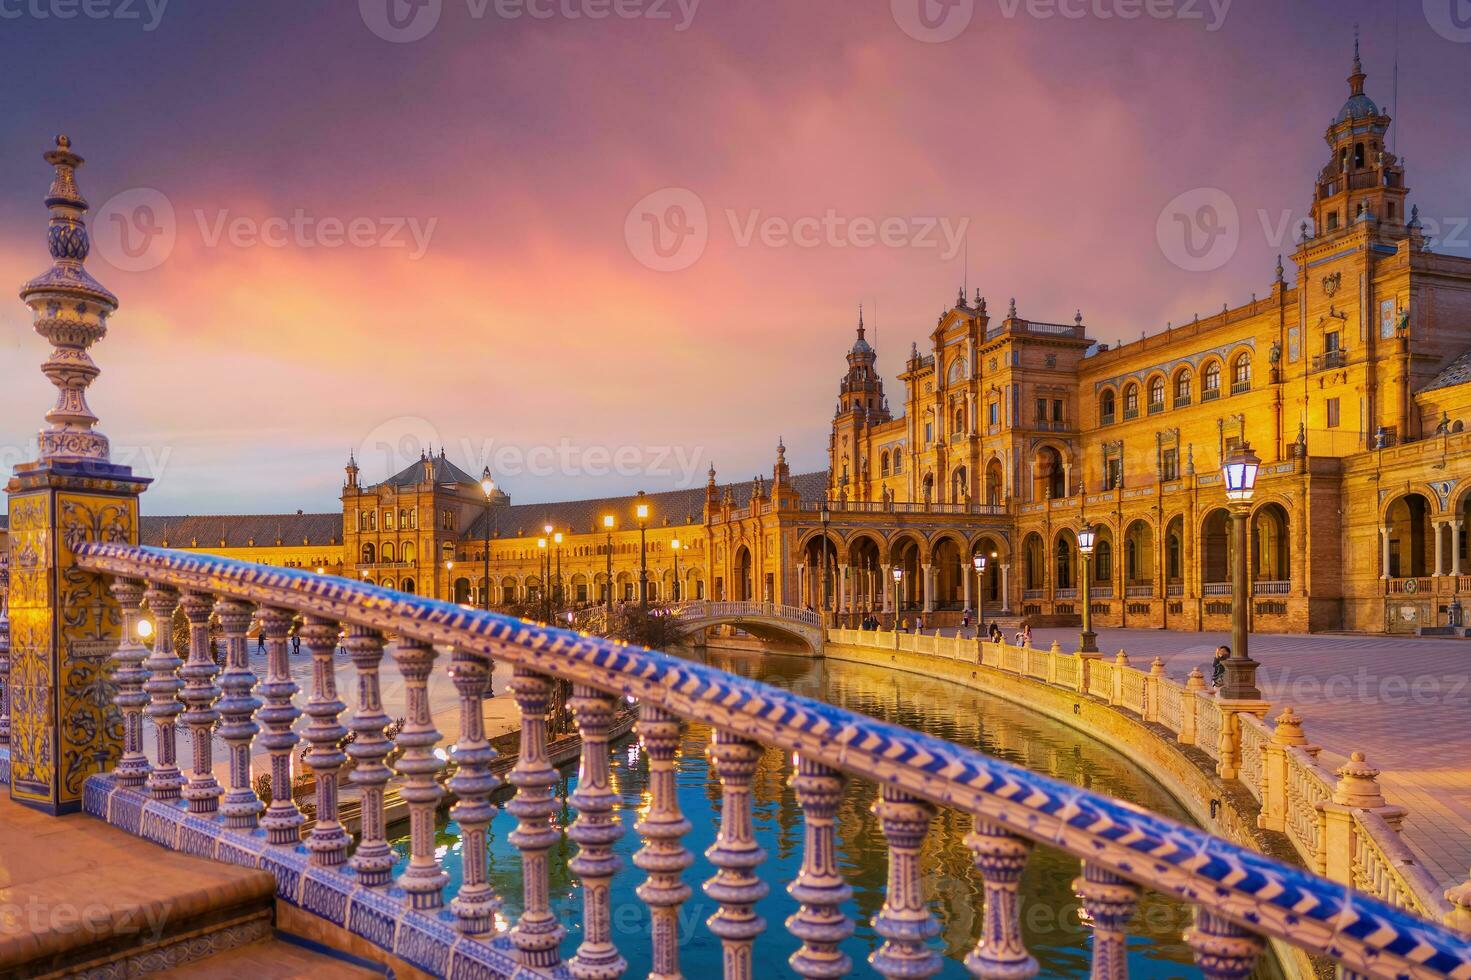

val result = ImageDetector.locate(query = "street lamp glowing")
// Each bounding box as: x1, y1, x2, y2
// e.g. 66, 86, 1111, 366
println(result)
136, 619, 154, 640
538, 538, 547, 549
543, 523, 553, 536
554, 531, 564, 545
973, 553, 986, 573
1077, 523, 1096, 555
1222, 441, 1261, 503
481, 466, 496, 499
636, 502, 649, 523
316, 566, 325, 575
602, 514, 615, 530
445, 560, 454, 571
892, 567, 903, 583
670, 538, 680, 551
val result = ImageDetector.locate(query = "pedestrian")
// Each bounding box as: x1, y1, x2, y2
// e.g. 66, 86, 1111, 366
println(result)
291, 631, 301, 656
256, 628, 265, 654
961, 608, 971, 630
916, 614, 925, 634
1212, 645, 1229, 688
900, 616, 909, 633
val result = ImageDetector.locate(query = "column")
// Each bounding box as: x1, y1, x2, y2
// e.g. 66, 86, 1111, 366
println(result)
1455, 522, 1465, 578
838, 564, 849, 614
1380, 525, 1391, 579
1001, 564, 1012, 613
6, 136, 150, 814
1434, 521, 1447, 577
922, 563, 934, 613
881, 564, 893, 613
963, 564, 972, 612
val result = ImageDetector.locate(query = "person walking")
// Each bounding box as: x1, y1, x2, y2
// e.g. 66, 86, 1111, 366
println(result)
1211, 646, 1229, 688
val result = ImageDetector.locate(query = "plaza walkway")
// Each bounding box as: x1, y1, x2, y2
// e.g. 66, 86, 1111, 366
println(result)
1011, 626, 1471, 890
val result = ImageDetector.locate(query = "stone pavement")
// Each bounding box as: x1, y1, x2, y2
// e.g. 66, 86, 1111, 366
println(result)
1007, 626, 1471, 890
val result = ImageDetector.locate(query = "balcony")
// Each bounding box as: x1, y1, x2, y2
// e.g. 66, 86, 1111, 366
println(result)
1125, 583, 1154, 598
1123, 407, 1139, 421
1201, 387, 1221, 402
1202, 582, 1232, 597
1253, 580, 1291, 596
1100, 413, 1116, 426
1231, 380, 1252, 395
1311, 349, 1349, 373
1147, 401, 1164, 416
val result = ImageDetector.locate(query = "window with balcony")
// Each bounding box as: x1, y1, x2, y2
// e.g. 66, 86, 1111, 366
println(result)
1100, 389, 1116, 425
1123, 383, 1139, 420
1202, 362, 1221, 400
1231, 354, 1252, 394
1174, 371, 1192, 407
1148, 377, 1165, 414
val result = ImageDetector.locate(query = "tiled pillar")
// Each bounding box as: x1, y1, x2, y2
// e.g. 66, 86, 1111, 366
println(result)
6, 137, 150, 815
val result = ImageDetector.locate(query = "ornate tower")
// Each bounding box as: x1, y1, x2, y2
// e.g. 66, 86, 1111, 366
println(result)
1308, 38, 1410, 239
829, 308, 890, 501
6, 137, 150, 814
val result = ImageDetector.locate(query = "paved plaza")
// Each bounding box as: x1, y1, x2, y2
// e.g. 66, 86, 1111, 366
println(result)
1004, 627, 1471, 889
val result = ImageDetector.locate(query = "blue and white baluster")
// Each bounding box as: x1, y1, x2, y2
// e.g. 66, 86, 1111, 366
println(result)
178, 592, 223, 814
1072, 862, 1139, 980
256, 607, 303, 845
108, 578, 151, 789
142, 584, 184, 801
508, 668, 566, 968
301, 616, 349, 867
963, 818, 1038, 979
787, 756, 854, 978
448, 649, 501, 936
566, 683, 626, 977
1183, 909, 1263, 980
704, 730, 769, 980
634, 705, 693, 980
870, 786, 942, 978
393, 637, 448, 909
214, 599, 264, 829
345, 625, 394, 886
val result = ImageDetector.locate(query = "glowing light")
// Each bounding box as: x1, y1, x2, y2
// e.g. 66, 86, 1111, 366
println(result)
136, 619, 154, 639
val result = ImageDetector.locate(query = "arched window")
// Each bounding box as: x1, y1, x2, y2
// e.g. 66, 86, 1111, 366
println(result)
1203, 361, 1221, 399
953, 406, 965, 434
382, 542, 394, 562
892, 452, 903, 474
1055, 538, 1073, 589
361, 543, 376, 564
1100, 389, 1117, 423
1095, 539, 1113, 581
880, 451, 890, 477
1174, 370, 1192, 406
1232, 354, 1252, 393
1148, 377, 1165, 412
1123, 383, 1139, 419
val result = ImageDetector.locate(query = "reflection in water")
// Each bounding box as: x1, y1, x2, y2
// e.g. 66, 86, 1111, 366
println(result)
390, 649, 1242, 977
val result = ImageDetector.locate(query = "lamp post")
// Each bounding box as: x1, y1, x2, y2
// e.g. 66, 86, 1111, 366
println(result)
1077, 524, 1098, 653
819, 502, 831, 624
444, 559, 454, 604
553, 530, 564, 611
1221, 441, 1262, 700
636, 491, 650, 615
972, 552, 987, 637
537, 536, 548, 621
602, 514, 615, 616
480, 468, 495, 611
670, 537, 681, 603
892, 566, 903, 628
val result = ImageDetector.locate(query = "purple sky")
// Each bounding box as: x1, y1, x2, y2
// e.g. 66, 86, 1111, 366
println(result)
1, 0, 1468, 513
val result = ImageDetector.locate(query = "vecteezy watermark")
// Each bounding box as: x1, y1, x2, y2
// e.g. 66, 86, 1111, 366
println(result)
0, 438, 173, 481
1424, 0, 1471, 43
0, 897, 172, 942
0, 0, 169, 31
624, 188, 970, 272
90, 188, 438, 272
356, 416, 709, 488
358, 0, 698, 42
1256, 664, 1470, 707
890, 0, 1229, 42
1156, 187, 1240, 273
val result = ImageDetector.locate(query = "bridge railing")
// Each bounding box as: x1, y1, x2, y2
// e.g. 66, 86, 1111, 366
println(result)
672, 599, 824, 629
829, 627, 1471, 934
68, 543, 1471, 979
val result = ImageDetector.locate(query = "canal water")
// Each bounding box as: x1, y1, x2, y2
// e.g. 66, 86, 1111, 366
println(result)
389, 649, 1232, 977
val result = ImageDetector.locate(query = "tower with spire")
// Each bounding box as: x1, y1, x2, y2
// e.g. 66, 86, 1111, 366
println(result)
1308, 34, 1409, 239
829, 307, 891, 502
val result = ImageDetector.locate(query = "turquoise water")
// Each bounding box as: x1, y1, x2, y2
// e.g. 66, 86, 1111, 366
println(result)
389, 649, 1228, 977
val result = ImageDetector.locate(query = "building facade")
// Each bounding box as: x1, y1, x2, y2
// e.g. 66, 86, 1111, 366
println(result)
142, 50, 1471, 634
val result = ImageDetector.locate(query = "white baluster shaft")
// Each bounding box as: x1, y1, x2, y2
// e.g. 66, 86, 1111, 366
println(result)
634, 705, 693, 980
508, 668, 567, 967
142, 585, 184, 801
301, 616, 348, 867
964, 818, 1038, 979
214, 599, 264, 828
870, 786, 942, 978
566, 684, 626, 978
345, 625, 394, 886
704, 730, 768, 980
109, 579, 150, 788
393, 637, 448, 909
1184, 909, 1263, 980
449, 649, 501, 936
787, 756, 853, 978
1073, 862, 1140, 980
256, 607, 303, 845
178, 592, 222, 814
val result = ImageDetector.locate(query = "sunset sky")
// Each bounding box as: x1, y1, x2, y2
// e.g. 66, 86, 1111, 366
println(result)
1, 0, 1469, 513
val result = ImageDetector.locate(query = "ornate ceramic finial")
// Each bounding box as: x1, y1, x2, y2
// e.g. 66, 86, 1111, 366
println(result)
974, 287, 982, 307
777, 437, 786, 461
1074, 309, 1083, 326
20, 135, 120, 465
1007, 297, 1017, 319
1349, 27, 1365, 95
1275, 254, 1285, 282
957, 286, 966, 307
1298, 220, 1311, 243
1408, 204, 1422, 229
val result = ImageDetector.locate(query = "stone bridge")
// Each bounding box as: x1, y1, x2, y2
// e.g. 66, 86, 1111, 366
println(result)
669, 600, 827, 654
